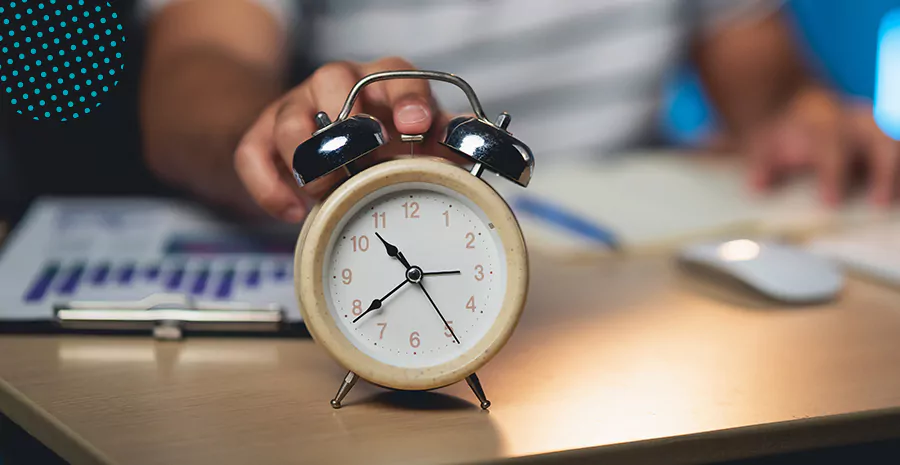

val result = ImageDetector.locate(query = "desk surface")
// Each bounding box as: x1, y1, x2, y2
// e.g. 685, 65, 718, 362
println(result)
2, 255, 900, 465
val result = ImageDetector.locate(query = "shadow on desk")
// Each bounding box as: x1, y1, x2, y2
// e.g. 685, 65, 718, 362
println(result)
3, 409, 900, 465
1, 413, 66, 465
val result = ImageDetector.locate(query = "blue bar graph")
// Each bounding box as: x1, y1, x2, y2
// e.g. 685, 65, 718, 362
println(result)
91, 262, 111, 285
19, 255, 294, 306
145, 264, 161, 280
274, 261, 289, 281
246, 266, 261, 288
216, 269, 235, 299
117, 263, 136, 285
191, 268, 210, 295
57, 263, 87, 296
166, 266, 186, 291
23, 262, 61, 302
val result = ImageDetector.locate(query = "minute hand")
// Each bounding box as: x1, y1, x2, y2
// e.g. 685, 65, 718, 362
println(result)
417, 282, 460, 344
353, 278, 408, 323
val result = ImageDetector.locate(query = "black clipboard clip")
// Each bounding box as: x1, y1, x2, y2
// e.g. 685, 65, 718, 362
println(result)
53, 293, 284, 340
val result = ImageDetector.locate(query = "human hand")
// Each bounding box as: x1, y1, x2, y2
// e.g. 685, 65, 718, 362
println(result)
745, 86, 899, 207
234, 57, 452, 223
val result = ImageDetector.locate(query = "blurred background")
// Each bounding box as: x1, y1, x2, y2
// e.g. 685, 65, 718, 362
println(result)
0, 0, 897, 222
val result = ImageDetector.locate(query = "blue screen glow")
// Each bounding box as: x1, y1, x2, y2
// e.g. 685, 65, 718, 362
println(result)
875, 8, 900, 140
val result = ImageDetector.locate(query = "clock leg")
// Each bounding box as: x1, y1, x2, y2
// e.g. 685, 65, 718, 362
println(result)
465, 373, 491, 410
330, 371, 359, 409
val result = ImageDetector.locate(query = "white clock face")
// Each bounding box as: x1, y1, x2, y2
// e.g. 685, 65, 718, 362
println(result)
323, 182, 507, 369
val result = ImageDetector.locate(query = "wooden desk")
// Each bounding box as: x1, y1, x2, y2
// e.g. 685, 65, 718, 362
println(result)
2, 255, 900, 465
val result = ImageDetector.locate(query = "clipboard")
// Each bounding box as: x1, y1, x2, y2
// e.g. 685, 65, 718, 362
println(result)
0, 197, 305, 339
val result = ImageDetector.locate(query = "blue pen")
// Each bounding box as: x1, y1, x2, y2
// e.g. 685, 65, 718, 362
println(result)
511, 195, 620, 250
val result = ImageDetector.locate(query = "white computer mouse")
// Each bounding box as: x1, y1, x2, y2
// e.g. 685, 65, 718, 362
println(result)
677, 239, 845, 304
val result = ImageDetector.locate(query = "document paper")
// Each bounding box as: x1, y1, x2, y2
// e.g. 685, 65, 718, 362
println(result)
0, 198, 302, 322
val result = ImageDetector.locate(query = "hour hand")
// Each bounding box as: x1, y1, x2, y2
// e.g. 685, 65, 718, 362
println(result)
374, 232, 411, 269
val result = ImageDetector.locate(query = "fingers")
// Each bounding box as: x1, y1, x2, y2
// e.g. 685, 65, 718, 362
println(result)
273, 62, 362, 165
866, 139, 899, 206
746, 126, 777, 192
234, 57, 449, 223
307, 61, 364, 121
234, 102, 309, 222
852, 111, 899, 206
360, 57, 435, 135
815, 129, 847, 207
263, 62, 362, 207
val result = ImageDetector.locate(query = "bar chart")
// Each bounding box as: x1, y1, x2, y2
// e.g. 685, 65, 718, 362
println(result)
0, 198, 303, 322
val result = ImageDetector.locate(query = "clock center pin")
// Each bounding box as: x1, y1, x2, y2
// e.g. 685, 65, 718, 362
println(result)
406, 266, 424, 284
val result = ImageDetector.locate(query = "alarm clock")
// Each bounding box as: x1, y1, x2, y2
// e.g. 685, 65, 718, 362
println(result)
292, 70, 534, 409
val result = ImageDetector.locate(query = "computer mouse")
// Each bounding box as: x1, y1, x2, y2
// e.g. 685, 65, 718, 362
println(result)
677, 239, 844, 304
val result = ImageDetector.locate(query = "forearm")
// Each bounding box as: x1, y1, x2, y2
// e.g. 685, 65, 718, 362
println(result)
139, 0, 287, 214
694, 10, 806, 140
141, 50, 281, 212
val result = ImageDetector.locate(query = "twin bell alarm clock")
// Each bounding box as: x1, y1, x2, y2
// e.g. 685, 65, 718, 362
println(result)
292, 70, 535, 409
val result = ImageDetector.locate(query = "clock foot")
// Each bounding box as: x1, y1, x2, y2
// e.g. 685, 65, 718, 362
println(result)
465, 373, 491, 410
330, 371, 359, 409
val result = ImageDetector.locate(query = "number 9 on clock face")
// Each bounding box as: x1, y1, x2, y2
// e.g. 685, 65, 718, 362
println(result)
326, 182, 505, 369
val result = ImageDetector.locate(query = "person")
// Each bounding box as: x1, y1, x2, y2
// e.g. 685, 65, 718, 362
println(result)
138, 0, 899, 224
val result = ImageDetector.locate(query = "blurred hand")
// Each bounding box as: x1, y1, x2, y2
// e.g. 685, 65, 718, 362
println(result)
746, 86, 899, 207
234, 57, 452, 223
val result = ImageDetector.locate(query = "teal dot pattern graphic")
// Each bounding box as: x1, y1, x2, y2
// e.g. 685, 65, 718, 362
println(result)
0, 0, 124, 121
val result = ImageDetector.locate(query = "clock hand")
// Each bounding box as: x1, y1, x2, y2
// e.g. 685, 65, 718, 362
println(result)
374, 232, 411, 269
417, 281, 460, 344
422, 270, 461, 276
353, 278, 409, 323
372, 233, 455, 342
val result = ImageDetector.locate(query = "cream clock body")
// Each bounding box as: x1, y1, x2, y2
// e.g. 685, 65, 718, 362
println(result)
292, 71, 535, 409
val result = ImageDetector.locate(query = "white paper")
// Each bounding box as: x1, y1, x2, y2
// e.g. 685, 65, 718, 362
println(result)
0, 197, 303, 322
488, 152, 900, 255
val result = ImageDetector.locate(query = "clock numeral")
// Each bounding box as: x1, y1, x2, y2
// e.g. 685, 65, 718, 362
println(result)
409, 331, 421, 348
351, 235, 369, 252
377, 322, 387, 339
372, 211, 386, 229
474, 264, 485, 281
466, 296, 476, 312
465, 232, 476, 249
443, 321, 454, 338
341, 268, 352, 284
442, 210, 450, 227
351, 299, 362, 316
402, 201, 420, 219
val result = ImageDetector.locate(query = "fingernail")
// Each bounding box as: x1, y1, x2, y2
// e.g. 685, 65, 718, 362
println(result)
397, 104, 429, 125
283, 204, 307, 223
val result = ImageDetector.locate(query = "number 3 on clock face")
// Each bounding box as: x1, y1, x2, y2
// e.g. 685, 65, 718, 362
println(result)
296, 158, 528, 392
